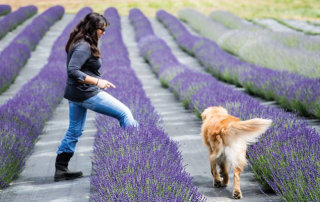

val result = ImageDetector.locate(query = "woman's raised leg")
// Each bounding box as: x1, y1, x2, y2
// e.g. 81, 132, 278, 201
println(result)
82, 91, 138, 128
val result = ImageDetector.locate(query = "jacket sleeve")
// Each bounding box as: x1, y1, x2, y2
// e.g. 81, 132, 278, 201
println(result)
67, 42, 91, 82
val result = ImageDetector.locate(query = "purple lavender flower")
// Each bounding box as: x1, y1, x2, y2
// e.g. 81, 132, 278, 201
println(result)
90, 7, 205, 201
157, 10, 320, 119
0, 7, 92, 189
0, 5, 64, 94
0, 5, 37, 39
0, 5, 11, 16
179, 8, 320, 78
132, 8, 320, 201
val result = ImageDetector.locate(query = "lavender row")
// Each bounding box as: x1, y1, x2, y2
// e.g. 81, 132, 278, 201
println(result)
157, 10, 320, 119
309, 20, 320, 26
178, 8, 228, 42
90, 7, 204, 201
0, 7, 92, 189
0, 5, 11, 16
179, 8, 320, 78
0, 5, 64, 94
209, 10, 256, 30
209, 9, 320, 49
269, 19, 320, 35
0, 5, 37, 39
131, 8, 320, 201
208, 10, 320, 36
181, 8, 320, 52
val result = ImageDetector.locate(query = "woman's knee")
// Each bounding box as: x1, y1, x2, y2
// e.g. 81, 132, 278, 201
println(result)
121, 106, 133, 117
118, 108, 138, 127
119, 107, 134, 120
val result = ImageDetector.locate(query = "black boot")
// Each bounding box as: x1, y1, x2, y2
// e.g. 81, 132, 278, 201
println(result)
54, 152, 83, 182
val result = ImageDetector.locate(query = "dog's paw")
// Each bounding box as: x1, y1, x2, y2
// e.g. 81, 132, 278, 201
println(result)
214, 180, 222, 188
233, 190, 242, 199
221, 182, 228, 187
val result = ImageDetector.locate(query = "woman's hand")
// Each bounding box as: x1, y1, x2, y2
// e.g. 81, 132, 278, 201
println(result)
97, 79, 116, 89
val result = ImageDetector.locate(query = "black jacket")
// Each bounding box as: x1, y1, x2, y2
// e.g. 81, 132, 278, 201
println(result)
64, 39, 101, 102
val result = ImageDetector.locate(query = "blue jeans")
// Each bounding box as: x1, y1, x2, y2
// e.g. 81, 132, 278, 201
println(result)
57, 91, 138, 154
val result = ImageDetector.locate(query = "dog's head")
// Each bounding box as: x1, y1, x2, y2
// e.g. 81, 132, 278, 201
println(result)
201, 106, 228, 121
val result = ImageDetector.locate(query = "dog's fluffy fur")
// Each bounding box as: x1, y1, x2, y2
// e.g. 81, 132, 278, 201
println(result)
201, 106, 272, 199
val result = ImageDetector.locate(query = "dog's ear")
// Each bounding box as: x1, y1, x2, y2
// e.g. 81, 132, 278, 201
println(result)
201, 110, 208, 121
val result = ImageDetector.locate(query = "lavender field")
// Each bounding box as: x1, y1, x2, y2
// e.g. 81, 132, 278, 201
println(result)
0, 4, 319, 202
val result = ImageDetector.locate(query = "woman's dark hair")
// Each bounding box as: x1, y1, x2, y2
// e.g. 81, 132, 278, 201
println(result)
65, 12, 110, 58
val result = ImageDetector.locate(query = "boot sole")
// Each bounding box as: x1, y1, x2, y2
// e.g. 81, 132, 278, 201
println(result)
54, 174, 83, 182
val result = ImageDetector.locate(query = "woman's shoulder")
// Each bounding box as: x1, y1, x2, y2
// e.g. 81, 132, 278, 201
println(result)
72, 39, 91, 52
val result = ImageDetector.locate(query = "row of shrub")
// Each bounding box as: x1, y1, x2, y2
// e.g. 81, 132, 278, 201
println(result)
209, 10, 255, 30
209, 9, 320, 37
0, 5, 37, 39
273, 18, 320, 35
0, 7, 91, 189
309, 20, 320, 26
179, 8, 320, 78
0, 6, 64, 94
157, 10, 320, 119
186, 9, 320, 52
89, 7, 204, 201
130, 8, 320, 201
0, 5, 11, 17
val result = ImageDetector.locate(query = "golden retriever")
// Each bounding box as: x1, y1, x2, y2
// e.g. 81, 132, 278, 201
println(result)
201, 106, 272, 199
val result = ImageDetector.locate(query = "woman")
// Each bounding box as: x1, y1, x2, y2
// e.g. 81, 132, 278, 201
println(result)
54, 12, 138, 182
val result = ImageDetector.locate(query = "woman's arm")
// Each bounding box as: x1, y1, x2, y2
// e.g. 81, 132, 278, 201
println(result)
67, 43, 91, 82
68, 42, 115, 89
80, 75, 116, 89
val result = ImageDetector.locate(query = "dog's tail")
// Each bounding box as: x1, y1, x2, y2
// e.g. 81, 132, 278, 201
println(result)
227, 118, 272, 144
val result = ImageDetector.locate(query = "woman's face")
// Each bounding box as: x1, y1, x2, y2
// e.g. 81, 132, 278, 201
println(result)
97, 24, 106, 39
